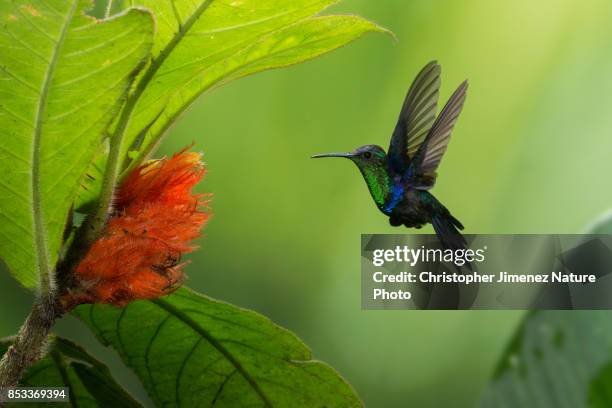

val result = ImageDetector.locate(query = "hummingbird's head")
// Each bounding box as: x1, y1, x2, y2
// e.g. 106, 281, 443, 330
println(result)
312, 145, 390, 207
312, 144, 386, 170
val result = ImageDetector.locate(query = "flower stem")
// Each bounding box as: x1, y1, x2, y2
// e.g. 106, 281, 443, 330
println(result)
0, 293, 57, 387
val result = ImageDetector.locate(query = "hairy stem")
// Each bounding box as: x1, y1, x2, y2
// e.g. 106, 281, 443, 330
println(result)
0, 293, 57, 387
79, 94, 140, 248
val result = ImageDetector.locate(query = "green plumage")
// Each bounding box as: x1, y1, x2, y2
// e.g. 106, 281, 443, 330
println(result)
360, 165, 390, 208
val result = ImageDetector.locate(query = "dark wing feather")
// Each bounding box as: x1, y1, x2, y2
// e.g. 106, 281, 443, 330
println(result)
387, 61, 441, 174
409, 80, 468, 189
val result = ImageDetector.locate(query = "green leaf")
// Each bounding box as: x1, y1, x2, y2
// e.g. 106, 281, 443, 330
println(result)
585, 211, 612, 234
589, 362, 612, 408
480, 311, 612, 408
0, 336, 141, 407
482, 217, 612, 407
74, 287, 362, 407
81, 0, 388, 195
0, 1, 154, 288
74, 140, 108, 213
206, 15, 390, 87
586, 213, 612, 408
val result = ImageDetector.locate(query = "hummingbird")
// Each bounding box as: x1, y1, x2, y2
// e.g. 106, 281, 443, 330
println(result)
312, 61, 468, 250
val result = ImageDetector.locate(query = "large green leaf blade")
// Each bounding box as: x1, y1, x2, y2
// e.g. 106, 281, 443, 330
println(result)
0, 0, 153, 287
113, 0, 388, 174
480, 311, 612, 408
0, 336, 142, 407
217, 15, 389, 83
74, 287, 361, 407
482, 216, 612, 407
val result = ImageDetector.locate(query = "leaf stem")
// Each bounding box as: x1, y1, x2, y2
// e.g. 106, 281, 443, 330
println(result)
80, 92, 140, 248
32, 0, 78, 297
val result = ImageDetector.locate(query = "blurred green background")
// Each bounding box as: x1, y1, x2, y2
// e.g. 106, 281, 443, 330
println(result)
4, 0, 612, 406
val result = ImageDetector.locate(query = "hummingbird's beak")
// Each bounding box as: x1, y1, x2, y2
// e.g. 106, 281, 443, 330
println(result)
311, 152, 352, 159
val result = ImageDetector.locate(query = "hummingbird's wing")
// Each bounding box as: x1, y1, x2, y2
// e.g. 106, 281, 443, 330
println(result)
387, 61, 441, 175
408, 80, 468, 189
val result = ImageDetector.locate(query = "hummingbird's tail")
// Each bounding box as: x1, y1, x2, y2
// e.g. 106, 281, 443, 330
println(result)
431, 211, 466, 252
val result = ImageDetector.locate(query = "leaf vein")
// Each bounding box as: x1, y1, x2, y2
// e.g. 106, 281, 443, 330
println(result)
175, 337, 203, 405
0, 65, 40, 94
15, 3, 58, 43
143, 314, 172, 404
190, 7, 303, 37
37, 0, 64, 17
47, 68, 134, 121
180, 307, 270, 336
211, 368, 238, 407
63, 25, 140, 58
0, 218, 32, 257
152, 298, 273, 407
0, 178, 30, 202
53, 37, 150, 88
0, 104, 34, 129
43, 103, 120, 194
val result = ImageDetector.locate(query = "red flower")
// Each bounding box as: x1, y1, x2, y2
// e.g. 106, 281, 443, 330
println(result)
73, 149, 209, 306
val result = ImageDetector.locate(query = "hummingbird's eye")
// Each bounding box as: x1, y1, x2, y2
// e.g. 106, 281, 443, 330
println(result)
363, 151, 372, 159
